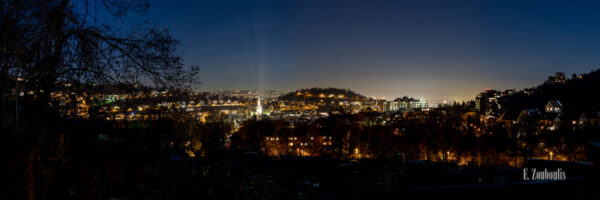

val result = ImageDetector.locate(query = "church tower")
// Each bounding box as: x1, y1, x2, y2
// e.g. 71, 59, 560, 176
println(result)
256, 97, 263, 118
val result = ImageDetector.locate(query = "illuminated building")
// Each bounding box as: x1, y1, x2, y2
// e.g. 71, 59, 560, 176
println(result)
256, 96, 263, 116
554, 72, 566, 84
395, 96, 428, 109
475, 89, 501, 115
376, 97, 429, 113
545, 100, 562, 113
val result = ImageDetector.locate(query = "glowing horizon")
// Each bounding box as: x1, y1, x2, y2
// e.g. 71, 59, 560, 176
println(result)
94, 0, 600, 104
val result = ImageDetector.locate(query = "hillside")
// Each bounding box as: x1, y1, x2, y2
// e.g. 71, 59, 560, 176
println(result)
279, 87, 367, 102
500, 69, 600, 116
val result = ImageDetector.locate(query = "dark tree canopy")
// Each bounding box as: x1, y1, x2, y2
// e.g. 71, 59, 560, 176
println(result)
0, 1, 198, 199
1, 0, 199, 132
1, 0, 197, 93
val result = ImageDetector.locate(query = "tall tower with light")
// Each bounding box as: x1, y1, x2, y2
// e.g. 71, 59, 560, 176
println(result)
256, 96, 263, 119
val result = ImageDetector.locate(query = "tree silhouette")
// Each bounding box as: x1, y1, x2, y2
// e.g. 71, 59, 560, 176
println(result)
1, 1, 197, 198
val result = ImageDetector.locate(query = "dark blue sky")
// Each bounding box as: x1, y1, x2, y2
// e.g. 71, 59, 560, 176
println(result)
93, 0, 600, 103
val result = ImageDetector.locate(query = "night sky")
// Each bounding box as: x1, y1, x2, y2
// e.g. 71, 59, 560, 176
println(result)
92, 0, 600, 103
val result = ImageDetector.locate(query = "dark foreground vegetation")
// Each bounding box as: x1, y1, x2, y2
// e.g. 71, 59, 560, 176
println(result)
2, 118, 600, 199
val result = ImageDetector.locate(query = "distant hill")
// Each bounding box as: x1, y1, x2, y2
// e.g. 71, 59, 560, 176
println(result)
279, 88, 367, 102
500, 69, 600, 116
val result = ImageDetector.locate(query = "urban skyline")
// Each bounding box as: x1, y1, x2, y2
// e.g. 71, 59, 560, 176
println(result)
186, 69, 580, 105
87, 0, 600, 103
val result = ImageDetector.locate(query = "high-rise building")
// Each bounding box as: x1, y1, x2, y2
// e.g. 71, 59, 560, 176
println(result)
476, 89, 501, 115
376, 100, 388, 112
376, 97, 429, 113
389, 101, 400, 111
395, 97, 428, 110
396, 97, 427, 109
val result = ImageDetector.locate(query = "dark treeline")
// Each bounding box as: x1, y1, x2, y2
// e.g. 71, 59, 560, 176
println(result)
2, 108, 594, 198
2, 115, 408, 199
227, 111, 595, 166
501, 68, 600, 115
